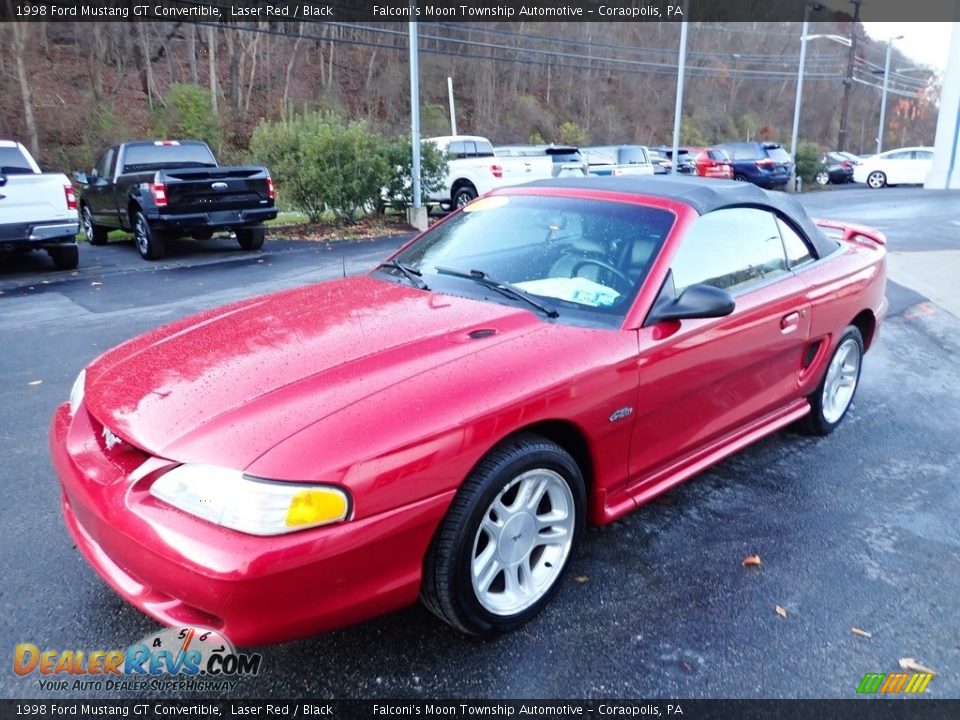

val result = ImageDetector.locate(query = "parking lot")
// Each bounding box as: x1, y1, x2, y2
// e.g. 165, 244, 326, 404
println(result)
1, 187, 958, 699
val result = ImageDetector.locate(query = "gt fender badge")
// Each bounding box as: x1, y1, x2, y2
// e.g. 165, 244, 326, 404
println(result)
609, 407, 634, 423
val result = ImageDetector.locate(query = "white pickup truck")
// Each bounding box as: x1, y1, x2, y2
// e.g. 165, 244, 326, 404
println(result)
0, 141, 80, 269
427, 135, 557, 210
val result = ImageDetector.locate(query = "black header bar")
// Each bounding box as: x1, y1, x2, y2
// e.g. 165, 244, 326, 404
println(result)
0, 0, 958, 22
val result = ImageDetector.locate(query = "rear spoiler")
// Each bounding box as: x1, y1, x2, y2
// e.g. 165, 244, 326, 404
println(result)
813, 218, 887, 246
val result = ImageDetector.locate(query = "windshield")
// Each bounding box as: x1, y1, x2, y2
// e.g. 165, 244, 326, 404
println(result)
121, 143, 217, 172
389, 195, 675, 327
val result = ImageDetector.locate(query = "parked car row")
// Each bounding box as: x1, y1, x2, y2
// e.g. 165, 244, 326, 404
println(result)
0, 138, 276, 271
429, 136, 754, 211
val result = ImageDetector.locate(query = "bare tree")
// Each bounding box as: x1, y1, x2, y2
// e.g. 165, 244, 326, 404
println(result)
186, 24, 198, 85
282, 23, 305, 118
10, 22, 39, 158
207, 24, 219, 117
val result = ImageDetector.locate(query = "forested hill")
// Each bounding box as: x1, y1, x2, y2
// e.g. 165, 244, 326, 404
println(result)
0, 20, 939, 171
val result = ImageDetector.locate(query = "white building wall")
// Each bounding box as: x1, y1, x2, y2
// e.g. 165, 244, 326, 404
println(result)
927, 22, 960, 189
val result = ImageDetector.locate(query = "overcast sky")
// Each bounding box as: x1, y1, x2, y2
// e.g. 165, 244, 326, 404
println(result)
861, 22, 956, 72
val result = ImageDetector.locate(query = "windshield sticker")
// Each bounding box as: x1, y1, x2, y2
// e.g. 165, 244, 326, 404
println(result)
514, 277, 621, 308
462, 196, 510, 213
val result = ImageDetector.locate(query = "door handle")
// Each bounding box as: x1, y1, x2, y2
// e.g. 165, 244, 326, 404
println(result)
780, 311, 801, 333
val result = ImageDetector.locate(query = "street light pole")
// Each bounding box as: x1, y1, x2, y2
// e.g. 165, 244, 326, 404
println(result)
670, 8, 688, 176
408, 18, 421, 211
788, 10, 810, 191
877, 36, 903, 154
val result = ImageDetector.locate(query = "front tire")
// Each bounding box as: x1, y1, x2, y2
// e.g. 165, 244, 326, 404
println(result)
82, 206, 109, 246
421, 434, 585, 636
133, 211, 165, 260
236, 227, 265, 251
801, 326, 864, 436
734, 174, 749, 182
815, 170, 830, 186
866, 171, 887, 189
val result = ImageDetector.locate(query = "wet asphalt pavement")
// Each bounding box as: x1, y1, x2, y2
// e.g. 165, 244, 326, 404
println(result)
1, 188, 958, 700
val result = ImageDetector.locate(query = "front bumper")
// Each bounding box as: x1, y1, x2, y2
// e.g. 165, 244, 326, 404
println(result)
144, 207, 277, 232
50, 402, 453, 646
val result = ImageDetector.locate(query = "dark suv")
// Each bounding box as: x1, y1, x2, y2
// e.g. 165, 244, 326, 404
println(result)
719, 142, 793, 189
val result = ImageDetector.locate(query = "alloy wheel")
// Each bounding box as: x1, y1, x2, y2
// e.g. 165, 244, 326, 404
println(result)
470, 468, 575, 616
821, 338, 861, 424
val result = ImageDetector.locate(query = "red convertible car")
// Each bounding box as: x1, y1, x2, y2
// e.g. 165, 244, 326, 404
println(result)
50, 177, 887, 645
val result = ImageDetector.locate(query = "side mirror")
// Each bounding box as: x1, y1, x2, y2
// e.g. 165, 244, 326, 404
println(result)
73, 171, 88, 185
646, 283, 735, 325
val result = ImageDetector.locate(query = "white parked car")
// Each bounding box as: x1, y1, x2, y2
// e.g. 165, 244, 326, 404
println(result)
853, 146, 934, 189
426, 135, 555, 210
0, 141, 80, 269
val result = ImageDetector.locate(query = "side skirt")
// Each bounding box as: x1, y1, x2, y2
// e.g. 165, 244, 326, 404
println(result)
598, 399, 810, 524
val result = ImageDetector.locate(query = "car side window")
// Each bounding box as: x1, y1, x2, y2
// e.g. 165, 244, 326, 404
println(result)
94, 148, 114, 178
887, 151, 910, 160
776, 217, 814, 267
915, 150, 933, 161
448, 141, 465, 159
670, 208, 789, 294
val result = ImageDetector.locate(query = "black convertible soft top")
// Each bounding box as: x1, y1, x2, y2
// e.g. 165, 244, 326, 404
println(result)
516, 175, 840, 259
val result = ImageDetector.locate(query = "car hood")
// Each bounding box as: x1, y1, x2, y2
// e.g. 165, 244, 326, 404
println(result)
83, 275, 547, 468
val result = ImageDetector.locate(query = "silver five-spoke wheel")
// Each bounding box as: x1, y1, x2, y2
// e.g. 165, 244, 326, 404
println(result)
801, 325, 865, 436
821, 337, 861, 424
471, 468, 575, 616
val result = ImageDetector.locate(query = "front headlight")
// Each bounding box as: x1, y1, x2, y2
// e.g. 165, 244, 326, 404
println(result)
149, 464, 350, 536
69, 368, 86, 417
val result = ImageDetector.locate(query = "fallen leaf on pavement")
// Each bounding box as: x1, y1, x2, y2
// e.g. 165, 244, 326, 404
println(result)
742, 555, 762, 567
28, 380, 43, 386
775, 605, 788, 619
851, 627, 873, 639
899, 658, 936, 674
574, 575, 590, 584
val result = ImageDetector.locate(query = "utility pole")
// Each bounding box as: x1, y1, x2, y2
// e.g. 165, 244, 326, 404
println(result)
837, 0, 861, 151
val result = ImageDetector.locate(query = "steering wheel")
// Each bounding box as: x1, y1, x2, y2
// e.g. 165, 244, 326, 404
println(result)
570, 258, 633, 294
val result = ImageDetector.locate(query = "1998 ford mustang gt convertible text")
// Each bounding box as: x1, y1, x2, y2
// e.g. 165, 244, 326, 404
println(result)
51, 177, 887, 645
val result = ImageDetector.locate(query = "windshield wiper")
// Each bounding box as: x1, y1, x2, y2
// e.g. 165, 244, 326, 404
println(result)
381, 259, 429, 290
435, 267, 558, 319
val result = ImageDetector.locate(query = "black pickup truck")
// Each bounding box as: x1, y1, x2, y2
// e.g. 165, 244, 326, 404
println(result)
75, 140, 276, 260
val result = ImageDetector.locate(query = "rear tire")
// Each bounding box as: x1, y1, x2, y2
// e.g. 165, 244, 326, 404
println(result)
734, 174, 749, 182
236, 227, 265, 251
801, 326, 864, 436
48, 244, 79, 270
421, 434, 585, 636
133, 211, 165, 260
82, 206, 109, 246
